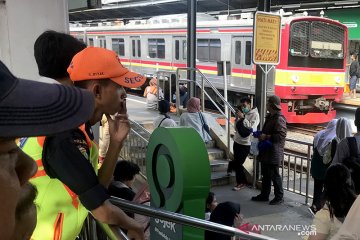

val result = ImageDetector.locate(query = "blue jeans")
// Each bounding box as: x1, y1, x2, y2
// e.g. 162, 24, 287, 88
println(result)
350, 75, 357, 90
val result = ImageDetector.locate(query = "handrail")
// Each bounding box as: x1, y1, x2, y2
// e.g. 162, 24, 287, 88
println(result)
175, 67, 237, 116
110, 196, 277, 240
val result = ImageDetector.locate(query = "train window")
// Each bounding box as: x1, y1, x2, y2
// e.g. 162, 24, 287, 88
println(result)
209, 39, 221, 62
148, 38, 165, 59
112, 38, 125, 56
137, 40, 141, 57
197, 39, 221, 62
245, 41, 252, 65
88, 38, 94, 47
175, 40, 180, 60
183, 40, 187, 60
235, 41, 241, 64
310, 22, 344, 59
132, 40, 136, 57
290, 22, 310, 57
197, 39, 209, 61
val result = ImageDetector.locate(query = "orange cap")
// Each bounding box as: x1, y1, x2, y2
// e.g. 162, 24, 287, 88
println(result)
67, 47, 146, 88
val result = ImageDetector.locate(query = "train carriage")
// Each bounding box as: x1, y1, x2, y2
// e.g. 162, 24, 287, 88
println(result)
70, 13, 348, 123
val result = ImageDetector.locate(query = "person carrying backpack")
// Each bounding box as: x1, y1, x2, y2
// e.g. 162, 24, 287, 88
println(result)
348, 53, 360, 99
227, 97, 259, 191
333, 108, 360, 194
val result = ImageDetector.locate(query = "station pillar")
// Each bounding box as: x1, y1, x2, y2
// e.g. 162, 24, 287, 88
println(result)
0, 0, 68, 79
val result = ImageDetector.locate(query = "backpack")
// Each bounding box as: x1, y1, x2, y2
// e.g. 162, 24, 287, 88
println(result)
323, 138, 339, 165
356, 61, 360, 78
235, 119, 252, 138
343, 137, 360, 194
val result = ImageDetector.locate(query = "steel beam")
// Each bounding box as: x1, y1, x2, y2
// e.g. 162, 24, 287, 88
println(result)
187, 0, 197, 98
255, 0, 270, 129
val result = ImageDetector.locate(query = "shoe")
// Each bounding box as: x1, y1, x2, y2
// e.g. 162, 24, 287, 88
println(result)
251, 195, 269, 202
308, 206, 317, 216
269, 198, 284, 205
232, 184, 245, 191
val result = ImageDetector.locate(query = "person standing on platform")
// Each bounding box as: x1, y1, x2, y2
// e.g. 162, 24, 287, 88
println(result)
251, 95, 287, 205
0, 60, 95, 240
309, 119, 337, 215
143, 77, 163, 109
348, 53, 359, 99
27, 32, 146, 240
227, 97, 259, 191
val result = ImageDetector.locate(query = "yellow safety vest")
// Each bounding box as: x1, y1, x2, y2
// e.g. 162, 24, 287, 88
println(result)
20, 125, 99, 240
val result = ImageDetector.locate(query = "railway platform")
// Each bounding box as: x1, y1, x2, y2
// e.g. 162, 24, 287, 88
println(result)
126, 95, 313, 240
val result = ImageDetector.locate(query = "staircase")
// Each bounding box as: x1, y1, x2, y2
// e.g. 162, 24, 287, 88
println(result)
206, 140, 235, 187
125, 119, 235, 187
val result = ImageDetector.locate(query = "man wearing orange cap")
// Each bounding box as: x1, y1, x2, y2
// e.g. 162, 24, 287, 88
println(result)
29, 46, 146, 240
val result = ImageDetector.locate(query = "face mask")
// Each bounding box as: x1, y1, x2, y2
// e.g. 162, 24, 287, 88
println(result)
242, 107, 250, 114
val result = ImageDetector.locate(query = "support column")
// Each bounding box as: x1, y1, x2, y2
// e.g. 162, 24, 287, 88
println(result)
187, 0, 197, 98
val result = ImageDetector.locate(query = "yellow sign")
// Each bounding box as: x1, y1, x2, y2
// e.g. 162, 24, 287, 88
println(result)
253, 12, 281, 65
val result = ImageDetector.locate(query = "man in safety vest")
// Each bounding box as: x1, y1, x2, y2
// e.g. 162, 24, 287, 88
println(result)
0, 60, 95, 240
23, 32, 146, 240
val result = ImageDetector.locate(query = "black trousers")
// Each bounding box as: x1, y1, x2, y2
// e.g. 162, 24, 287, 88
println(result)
229, 142, 250, 185
312, 178, 325, 210
260, 162, 284, 199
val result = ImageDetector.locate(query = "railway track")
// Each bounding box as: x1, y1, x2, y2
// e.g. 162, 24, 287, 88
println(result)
287, 124, 326, 136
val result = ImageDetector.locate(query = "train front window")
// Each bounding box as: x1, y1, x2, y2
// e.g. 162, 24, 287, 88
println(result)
288, 21, 345, 69
289, 22, 310, 57
310, 22, 344, 59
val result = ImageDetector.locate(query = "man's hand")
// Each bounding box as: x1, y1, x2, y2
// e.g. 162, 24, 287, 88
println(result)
107, 100, 130, 146
236, 111, 244, 119
259, 134, 268, 141
127, 226, 145, 240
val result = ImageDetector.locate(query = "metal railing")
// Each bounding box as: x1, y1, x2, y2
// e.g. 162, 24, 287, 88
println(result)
109, 196, 277, 240
282, 138, 313, 205
175, 67, 236, 158
119, 119, 150, 173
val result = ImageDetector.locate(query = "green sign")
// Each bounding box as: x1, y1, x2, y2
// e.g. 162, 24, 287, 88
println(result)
326, 9, 360, 40
146, 127, 210, 240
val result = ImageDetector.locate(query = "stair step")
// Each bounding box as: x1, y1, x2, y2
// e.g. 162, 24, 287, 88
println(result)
205, 140, 216, 148
211, 171, 235, 187
207, 148, 225, 160
210, 159, 229, 172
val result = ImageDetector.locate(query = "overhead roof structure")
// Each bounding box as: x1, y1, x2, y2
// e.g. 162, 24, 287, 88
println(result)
69, 0, 360, 22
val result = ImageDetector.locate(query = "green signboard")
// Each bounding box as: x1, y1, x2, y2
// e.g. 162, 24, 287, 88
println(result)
326, 9, 360, 40
146, 127, 211, 240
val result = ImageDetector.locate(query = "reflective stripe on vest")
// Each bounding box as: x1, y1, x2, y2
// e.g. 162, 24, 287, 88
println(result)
21, 124, 99, 240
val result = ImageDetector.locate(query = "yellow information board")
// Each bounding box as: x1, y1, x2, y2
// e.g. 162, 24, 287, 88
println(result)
253, 11, 281, 65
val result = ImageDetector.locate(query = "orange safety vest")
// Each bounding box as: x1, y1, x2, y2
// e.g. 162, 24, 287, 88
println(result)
20, 125, 99, 240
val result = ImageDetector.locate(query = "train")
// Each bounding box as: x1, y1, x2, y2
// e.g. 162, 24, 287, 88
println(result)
70, 13, 348, 123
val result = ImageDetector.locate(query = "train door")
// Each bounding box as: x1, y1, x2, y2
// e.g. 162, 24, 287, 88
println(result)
172, 37, 187, 67
231, 37, 253, 91
130, 36, 141, 72
172, 37, 186, 101
98, 37, 107, 49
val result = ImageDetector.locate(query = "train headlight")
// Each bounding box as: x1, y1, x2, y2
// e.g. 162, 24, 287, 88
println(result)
291, 75, 299, 83
334, 76, 341, 84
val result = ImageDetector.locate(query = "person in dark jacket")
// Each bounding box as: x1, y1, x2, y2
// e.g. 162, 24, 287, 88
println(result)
309, 119, 337, 215
251, 95, 287, 205
204, 202, 241, 240
109, 160, 141, 203
348, 53, 359, 98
